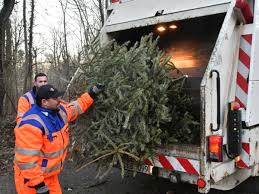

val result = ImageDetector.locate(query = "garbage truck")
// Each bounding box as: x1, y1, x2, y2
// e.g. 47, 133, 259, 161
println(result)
67, 0, 259, 193
96, 0, 259, 193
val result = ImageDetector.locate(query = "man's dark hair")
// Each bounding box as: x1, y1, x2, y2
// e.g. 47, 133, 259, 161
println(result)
34, 73, 47, 81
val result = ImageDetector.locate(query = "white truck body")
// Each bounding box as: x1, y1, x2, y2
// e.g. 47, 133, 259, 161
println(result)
71, 0, 259, 193
103, 0, 230, 32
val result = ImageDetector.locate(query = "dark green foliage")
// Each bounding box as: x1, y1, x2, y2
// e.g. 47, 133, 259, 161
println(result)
70, 34, 199, 177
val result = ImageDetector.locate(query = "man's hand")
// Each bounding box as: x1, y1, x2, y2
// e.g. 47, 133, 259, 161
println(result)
32, 182, 49, 194
89, 83, 105, 99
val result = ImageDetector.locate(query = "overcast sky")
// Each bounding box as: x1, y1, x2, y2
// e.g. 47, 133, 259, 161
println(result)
1, 0, 103, 63
1, 0, 92, 62
34, 0, 81, 56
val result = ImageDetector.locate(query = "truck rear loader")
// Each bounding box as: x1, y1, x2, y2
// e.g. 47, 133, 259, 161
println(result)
98, 0, 259, 193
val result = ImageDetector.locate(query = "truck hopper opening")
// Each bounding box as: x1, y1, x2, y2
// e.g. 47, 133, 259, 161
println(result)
107, 13, 225, 144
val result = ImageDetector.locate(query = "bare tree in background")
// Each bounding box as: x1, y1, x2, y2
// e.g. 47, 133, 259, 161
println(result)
46, 28, 66, 89
0, 0, 16, 116
92, 0, 108, 28
12, 11, 23, 101
59, 0, 70, 83
3, 19, 17, 115
97, 0, 105, 26
22, 0, 29, 92
23, 0, 35, 93
71, 0, 107, 56
41, 0, 109, 94
51, 29, 59, 68
28, 0, 35, 85
73, 0, 91, 52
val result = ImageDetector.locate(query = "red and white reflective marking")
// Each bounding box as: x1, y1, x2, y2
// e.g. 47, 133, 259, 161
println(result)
111, 0, 120, 3
111, 0, 131, 3
236, 143, 250, 168
144, 155, 200, 175
235, 33, 252, 109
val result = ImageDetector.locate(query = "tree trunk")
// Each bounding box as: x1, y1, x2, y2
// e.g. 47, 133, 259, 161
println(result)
63, 11, 70, 81
59, 0, 70, 82
105, 0, 108, 10
0, 25, 5, 116
73, 0, 89, 50
13, 17, 23, 102
3, 19, 16, 115
33, 48, 38, 73
0, 0, 15, 116
22, 0, 29, 93
97, 0, 105, 26
52, 31, 57, 68
27, 0, 35, 86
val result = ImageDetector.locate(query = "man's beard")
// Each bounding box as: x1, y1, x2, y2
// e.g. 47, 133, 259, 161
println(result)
50, 107, 60, 113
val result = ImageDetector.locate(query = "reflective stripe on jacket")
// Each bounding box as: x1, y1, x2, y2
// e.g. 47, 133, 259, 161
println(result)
16, 90, 36, 122
14, 92, 93, 187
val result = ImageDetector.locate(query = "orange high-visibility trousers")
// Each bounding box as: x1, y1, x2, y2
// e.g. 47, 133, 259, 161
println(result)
14, 166, 62, 194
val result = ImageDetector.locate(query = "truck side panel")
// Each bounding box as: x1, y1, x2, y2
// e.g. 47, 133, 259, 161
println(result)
200, 0, 242, 192
246, 0, 259, 126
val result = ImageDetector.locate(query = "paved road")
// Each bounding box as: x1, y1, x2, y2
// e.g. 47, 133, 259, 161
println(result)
1, 162, 258, 194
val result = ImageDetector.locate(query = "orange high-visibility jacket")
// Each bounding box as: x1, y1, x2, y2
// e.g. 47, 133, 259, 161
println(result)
14, 92, 93, 187
16, 90, 36, 122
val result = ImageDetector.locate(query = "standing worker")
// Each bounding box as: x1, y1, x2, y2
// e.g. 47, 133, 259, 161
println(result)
16, 73, 48, 122
14, 83, 104, 194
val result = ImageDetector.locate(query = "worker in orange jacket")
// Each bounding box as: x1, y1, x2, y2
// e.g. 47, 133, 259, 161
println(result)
14, 83, 104, 194
16, 73, 48, 122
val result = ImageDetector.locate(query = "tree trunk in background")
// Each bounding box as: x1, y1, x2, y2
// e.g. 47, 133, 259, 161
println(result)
13, 17, 23, 103
22, 0, 30, 93
105, 0, 108, 10
63, 12, 70, 82
59, 0, 70, 84
0, 25, 5, 116
27, 0, 35, 86
52, 31, 57, 68
73, 0, 89, 50
33, 48, 38, 73
3, 19, 17, 115
97, 0, 105, 26
0, 0, 15, 116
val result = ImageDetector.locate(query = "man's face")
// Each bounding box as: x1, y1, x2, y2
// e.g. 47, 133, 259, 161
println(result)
42, 97, 61, 110
34, 76, 48, 88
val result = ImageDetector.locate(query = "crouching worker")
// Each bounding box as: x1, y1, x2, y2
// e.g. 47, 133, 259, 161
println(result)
14, 84, 104, 194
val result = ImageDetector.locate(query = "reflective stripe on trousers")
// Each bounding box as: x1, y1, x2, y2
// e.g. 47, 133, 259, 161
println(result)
15, 146, 67, 158
15, 161, 37, 170
14, 165, 62, 194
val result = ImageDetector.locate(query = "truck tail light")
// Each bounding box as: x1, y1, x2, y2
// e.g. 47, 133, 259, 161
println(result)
111, 0, 120, 3
197, 178, 206, 188
208, 136, 223, 162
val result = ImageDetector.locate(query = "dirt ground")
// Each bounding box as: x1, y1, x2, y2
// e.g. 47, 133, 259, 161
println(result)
0, 161, 258, 194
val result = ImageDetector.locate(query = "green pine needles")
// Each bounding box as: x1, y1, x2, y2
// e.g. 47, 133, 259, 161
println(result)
70, 34, 199, 177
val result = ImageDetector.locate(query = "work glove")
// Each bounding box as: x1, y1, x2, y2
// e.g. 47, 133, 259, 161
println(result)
33, 182, 49, 194
88, 83, 105, 99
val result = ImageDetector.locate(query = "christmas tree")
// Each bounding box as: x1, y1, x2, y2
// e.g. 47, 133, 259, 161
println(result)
69, 34, 199, 177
